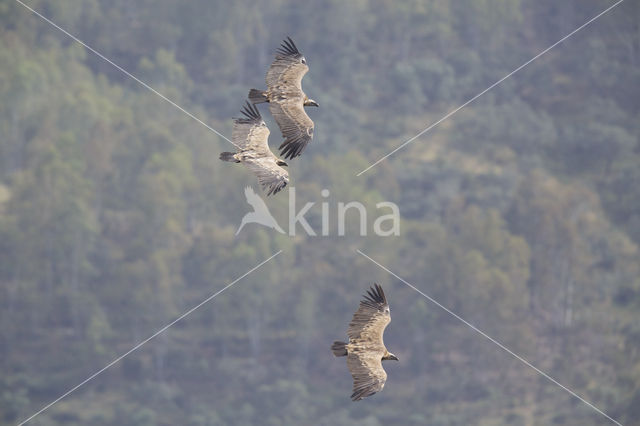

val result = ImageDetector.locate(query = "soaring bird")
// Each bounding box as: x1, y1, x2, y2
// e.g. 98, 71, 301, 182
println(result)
332, 284, 398, 401
248, 37, 318, 160
235, 186, 285, 235
219, 102, 289, 196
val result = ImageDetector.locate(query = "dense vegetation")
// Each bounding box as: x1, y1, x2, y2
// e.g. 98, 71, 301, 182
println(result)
1, 0, 639, 424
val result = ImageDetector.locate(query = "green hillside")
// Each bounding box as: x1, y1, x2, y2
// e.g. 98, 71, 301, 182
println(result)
1, 1, 639, 424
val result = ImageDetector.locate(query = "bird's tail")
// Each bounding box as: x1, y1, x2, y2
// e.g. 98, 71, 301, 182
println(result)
248, 89, 268, 104
331, 341, 348, 357
219, 152, 240, 163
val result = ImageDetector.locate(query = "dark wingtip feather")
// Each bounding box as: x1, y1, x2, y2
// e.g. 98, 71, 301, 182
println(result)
361, 283, 387, 308
278, 139, 308, 160
236, 101, 261, 124
351, 388, 376, 401
265, 180, 287, 197
374, 283, 387, 304
276, 36, 300, 57
286, 36, 298, 52
278, 143, 296, 160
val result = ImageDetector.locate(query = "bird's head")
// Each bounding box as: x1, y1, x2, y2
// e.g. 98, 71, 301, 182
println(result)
304, 97, 319, 107
276, 159, 289, 167
383, 352, 399, 362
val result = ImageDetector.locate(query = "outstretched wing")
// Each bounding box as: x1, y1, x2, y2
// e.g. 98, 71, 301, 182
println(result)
347, 350, 387, 401
244, 157, 289, 196
232, 102, 271, 154
270, 101, 314, 160
347, 284, 391, 344
265, 37, 308, 96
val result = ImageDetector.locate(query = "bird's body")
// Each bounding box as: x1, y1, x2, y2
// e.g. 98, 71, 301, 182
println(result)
332, 284, 398, 401
249, 37, 317, 160
219, 102, 289, 196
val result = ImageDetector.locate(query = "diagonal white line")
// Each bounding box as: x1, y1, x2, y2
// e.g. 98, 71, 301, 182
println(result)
15, 0, 236, 147
356, 249, 622, 426
17, 250, 282, 426
356, 0, 624, 176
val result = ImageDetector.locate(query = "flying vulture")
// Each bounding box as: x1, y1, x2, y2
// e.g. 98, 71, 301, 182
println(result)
248, 37, 318, 160
332, 284, 398, 401
219, 102, 289, 196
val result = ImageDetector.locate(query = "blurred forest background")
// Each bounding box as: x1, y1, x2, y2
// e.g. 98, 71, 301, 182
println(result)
1, 0, 639, 425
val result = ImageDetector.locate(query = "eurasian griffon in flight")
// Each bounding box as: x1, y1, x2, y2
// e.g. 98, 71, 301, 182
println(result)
249, 37, 317, 160
219, 102, 289, 196
332, 284, 398, 401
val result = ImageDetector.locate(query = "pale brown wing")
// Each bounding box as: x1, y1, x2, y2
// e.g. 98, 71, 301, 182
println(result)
231, 102, 272, 155
347, 284, 391, 344
265, 37, 308, 96
231, 103, 288, 196
243, 157, 289, 196
269, 100, 314, 159
346, 348, 388, 401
